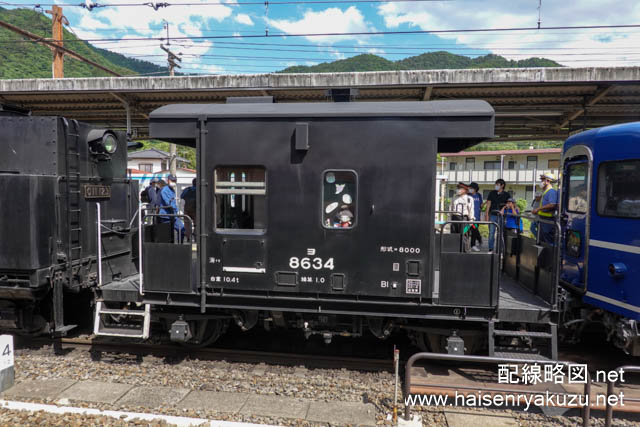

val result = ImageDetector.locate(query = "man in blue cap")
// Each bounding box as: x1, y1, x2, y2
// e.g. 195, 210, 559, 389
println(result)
158, 174, 184, 241
532, 172, 558, 244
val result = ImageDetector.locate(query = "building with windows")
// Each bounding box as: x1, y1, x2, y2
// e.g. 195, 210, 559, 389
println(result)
128, 148, 195, 198
127, 148, 189, 173
440, 148, 562, 203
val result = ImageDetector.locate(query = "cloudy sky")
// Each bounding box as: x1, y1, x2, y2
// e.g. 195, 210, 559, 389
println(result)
3, 0, 640, 74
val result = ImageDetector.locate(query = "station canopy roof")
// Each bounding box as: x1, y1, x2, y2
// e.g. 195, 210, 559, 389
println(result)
1, 66, 639, 143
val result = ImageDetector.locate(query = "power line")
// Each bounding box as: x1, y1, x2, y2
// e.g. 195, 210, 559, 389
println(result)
130, 46, 640, 57
205, 37, 640, 51
77, 36, 640, 53
126, 51, 640, 62
0, 0, 454, 7
2, 23, 640, 44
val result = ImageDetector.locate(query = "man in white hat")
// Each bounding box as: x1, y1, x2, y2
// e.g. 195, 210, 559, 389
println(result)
532, 172, 558, 244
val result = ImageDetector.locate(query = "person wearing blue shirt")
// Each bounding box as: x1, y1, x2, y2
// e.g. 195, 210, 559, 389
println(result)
500, 198, 523, 232
532, 173, 558, 244
468, 182, 483, 251
158, 174, 184, 241
180, 178, 197, 241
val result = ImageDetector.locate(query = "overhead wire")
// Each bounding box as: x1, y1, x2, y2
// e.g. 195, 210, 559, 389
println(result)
1, 23, 640, 44
125, 51, 640, 62
1, 0, 454, 6
2, 2, 638, 73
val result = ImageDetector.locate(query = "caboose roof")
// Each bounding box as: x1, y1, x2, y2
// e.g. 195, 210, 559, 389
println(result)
150, 100, 494, 119
149, 100, 494, 151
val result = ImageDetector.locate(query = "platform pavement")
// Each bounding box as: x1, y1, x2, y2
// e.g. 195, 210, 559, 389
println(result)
444, 409, 519, 427
1, 378, 376, 426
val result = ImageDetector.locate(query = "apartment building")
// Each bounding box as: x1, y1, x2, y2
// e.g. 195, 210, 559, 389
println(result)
440, 148, 562, 203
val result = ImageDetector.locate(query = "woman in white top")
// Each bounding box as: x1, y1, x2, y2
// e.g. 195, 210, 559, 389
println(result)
451, 182, 475, 234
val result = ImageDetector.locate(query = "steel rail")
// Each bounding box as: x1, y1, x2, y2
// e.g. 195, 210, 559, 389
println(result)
35, 336, 395, 372
404, 352, 592, 426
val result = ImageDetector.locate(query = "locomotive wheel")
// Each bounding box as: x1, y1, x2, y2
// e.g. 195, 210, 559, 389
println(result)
411, 332, 445, 353
183, 319, 229, 348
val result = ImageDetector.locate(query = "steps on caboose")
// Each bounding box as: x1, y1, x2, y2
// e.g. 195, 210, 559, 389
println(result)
99, 277, 141, 303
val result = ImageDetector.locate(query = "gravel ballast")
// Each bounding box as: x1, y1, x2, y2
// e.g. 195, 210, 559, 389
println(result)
6, 345, 638, 426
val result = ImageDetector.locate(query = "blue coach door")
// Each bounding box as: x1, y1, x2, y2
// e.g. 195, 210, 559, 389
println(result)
559, 147, 592, 291
585, 158, 640, 319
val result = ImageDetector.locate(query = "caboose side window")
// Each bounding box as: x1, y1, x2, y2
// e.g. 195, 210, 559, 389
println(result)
597, 160, 640, 218
214, 167, 266, 231
322, 170, 357, 229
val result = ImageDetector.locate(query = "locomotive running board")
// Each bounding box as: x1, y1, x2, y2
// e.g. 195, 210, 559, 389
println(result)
93, 301, 151, 339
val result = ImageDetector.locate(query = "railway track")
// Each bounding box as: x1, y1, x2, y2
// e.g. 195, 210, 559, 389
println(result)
15, 334, 640, 425
19, 336, 394, 372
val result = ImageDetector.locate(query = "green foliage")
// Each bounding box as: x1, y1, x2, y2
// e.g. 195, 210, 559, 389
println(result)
516, 198, 527, 213
281, 54, 396, 73
93, 46, 170, 76
465, 140, 563, 151
134, 140, 196, 169
279, 51, 563, 74
0, 7, 167, 79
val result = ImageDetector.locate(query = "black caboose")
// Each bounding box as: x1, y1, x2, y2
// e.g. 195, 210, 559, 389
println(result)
93, 99, 558, 357
0, 107, 137, 335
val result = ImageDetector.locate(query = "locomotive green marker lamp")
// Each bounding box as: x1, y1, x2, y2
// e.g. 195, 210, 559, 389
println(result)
87, 129, 118, 156
102, 133, 117, 154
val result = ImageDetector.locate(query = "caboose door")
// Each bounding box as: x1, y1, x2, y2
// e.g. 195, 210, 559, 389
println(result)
559, 146, 592, 290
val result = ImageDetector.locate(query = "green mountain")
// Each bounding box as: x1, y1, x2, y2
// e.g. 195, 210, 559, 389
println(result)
0, 7, 168, 79
279, 52, 562, 73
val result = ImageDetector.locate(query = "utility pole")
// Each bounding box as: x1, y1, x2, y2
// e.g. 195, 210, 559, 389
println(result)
46, 5, 65, 78
0, 13, 120, 77
161, 20, 182, 178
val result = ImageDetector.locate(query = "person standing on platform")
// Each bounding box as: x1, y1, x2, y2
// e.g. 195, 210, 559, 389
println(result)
468, 182, 483, 251
181, 178, 197, 241
451, 182, 475, 233
141, 177, 158, 205
485, 179, 510, 252
532, 173, 558, 245
158, 174, 184, 241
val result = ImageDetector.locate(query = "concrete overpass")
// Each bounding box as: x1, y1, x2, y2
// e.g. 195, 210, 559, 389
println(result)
1, 66, 639, 141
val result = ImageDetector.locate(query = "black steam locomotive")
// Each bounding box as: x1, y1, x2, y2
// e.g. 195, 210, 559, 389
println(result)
0, 105, 137, 335
0, 100, 558, 359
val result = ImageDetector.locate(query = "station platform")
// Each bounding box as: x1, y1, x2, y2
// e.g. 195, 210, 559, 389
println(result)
1, 378, 376, 426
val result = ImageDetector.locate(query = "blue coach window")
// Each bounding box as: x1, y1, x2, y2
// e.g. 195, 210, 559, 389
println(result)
597, 160, 640, 218
566, 163, 588, 214
323, 170, 357, 229
214, 167, 266, 231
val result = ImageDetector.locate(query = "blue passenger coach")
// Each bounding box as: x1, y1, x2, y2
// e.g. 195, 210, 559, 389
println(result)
560, 122, 640, 355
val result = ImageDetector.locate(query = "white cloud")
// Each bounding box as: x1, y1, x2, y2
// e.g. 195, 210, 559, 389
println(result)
181, 61, 225, 75
63, 1, 233, 74
327, 47, 345, 59
367, 48, 386, 55
377, 0, 640, 67
268, 6, 374, 43
234, 13, 254, 26
78, 14, 110, 30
